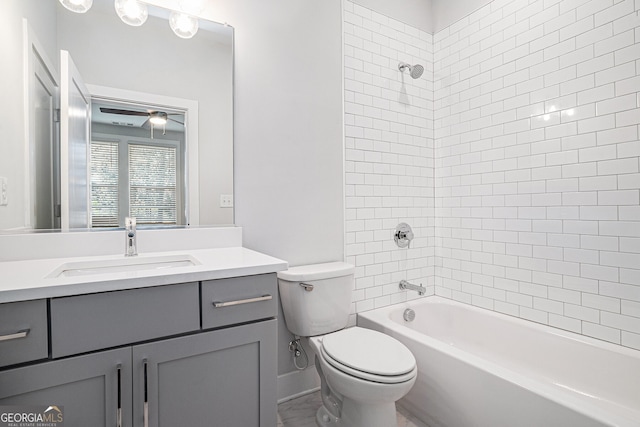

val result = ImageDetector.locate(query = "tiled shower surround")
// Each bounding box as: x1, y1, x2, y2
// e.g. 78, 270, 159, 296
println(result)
344, 1, 435, 312
344, 0, 640, 350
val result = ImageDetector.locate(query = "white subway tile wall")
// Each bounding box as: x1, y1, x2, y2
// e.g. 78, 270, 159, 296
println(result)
434, 0, 640, 350
344, 0, 640, 351
343, 1, 435, 313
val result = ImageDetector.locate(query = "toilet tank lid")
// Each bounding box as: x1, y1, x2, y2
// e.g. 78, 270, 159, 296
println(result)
277, 262, 355, 282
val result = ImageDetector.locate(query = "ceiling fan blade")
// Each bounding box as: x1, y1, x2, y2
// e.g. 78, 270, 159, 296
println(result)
168, 117, 185, 126
141, 118, 151, 129
100, 107, 150, 117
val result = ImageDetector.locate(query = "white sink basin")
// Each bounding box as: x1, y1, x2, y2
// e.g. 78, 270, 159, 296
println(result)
46, 254, 201, 278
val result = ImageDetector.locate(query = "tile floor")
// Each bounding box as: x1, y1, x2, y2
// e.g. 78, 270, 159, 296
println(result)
277, 391, 428, 427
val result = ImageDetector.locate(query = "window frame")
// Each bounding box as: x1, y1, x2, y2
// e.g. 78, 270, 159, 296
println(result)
90, 133, 185, 228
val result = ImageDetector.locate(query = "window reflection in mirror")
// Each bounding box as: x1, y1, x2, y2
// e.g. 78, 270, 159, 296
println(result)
90, 100, 186, 228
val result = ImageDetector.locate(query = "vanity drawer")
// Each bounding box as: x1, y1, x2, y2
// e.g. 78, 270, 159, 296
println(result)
50, 282, 199, 358
202, 273, 277, 329
0, 300, 48, 368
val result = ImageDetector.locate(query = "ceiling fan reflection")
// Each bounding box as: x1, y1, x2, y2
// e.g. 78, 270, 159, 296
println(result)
99, 107, 184, 138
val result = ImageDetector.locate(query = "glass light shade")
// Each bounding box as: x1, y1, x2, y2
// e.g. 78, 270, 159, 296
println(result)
170, 11, 199, 39
114, 0, 148, 27
59, 0, 93, 13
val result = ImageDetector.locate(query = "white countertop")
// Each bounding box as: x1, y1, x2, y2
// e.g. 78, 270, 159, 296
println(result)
0, 247, 288, 303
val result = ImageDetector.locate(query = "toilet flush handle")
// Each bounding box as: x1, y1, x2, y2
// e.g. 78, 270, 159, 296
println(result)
299, 283, 314, 292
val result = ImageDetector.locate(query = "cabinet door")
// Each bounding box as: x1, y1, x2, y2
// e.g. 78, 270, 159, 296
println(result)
0, 348, 132, 427
133, 319, 277, 427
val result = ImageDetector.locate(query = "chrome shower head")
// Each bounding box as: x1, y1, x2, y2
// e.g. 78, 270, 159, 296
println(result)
398, 62, 424, 79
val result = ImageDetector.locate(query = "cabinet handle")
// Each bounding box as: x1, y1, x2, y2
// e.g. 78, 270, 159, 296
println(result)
117, 364, 122, 427
143, 359, 149, 427
0, 329, 29, 342
212, 294, 272, 308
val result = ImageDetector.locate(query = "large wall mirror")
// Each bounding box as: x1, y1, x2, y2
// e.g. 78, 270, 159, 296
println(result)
0, 0, 233, 232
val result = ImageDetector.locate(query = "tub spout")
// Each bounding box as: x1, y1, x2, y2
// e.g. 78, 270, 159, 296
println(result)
399, 280, 426, 296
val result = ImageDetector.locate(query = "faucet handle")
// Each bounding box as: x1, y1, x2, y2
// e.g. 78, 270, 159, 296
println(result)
125, 217, 136, 230
394, 223, 414, 248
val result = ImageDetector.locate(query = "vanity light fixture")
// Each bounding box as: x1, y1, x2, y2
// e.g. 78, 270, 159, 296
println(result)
169, 11, 199, 39
114, 0, 148, 27
59, 0, 93, 13
61, 0, 203, 40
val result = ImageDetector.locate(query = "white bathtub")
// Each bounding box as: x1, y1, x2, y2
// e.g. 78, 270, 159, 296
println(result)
358, 296, 640, 427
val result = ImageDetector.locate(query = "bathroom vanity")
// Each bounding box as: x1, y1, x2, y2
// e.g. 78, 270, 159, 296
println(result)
0, 246, 286, 427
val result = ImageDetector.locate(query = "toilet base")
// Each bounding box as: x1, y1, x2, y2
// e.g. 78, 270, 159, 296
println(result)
316, 405, 340, 426
315, 400, 398, 427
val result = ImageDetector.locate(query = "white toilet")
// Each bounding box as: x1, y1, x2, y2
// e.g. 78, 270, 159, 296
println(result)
278, 262, 417, 427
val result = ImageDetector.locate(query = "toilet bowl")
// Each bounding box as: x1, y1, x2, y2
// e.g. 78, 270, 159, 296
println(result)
308, 327, 417, 427
277, 262, 417, 427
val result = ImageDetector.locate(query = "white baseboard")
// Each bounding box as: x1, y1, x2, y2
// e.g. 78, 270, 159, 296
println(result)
277, 367, 320, 404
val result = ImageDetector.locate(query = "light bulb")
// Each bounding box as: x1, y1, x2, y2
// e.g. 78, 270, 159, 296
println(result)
170, 11, 199, 39
59, 0, 93, 13
114, 0, 148, 27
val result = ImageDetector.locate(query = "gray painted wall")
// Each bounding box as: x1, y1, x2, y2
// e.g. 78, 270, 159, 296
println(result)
352, 0, 433, 33
431, 0, 491, 32
229, 1, 345, 268
349, 0, 493, 35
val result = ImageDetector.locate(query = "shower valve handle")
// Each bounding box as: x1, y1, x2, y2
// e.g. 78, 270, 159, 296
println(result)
394, 223, 414, 248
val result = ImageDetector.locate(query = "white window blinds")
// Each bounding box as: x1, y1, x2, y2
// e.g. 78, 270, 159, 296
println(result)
128, 144, 178, 224
90, 141, 119, 227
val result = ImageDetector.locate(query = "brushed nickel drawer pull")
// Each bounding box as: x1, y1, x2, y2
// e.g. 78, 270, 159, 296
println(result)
143, 359, 149, 427
0, 329, 30, 342
212, 294, 272, 308
117, 364, 122, 427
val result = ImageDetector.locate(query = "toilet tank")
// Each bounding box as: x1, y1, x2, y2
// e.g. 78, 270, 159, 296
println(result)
277, 262, 355, 337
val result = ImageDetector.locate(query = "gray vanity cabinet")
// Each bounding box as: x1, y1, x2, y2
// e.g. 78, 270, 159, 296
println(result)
133, 319, 277, 427
0, 274, 278, 427
0, 322, 276, 427
0, 347, 133, 427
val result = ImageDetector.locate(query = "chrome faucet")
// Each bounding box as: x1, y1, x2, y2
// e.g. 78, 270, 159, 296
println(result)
394, 223, 414, 248
125, 217, 137, 256
399, 280, 426, 296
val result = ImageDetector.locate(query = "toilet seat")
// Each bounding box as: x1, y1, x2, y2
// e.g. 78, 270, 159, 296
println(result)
320, 327, 416, 384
